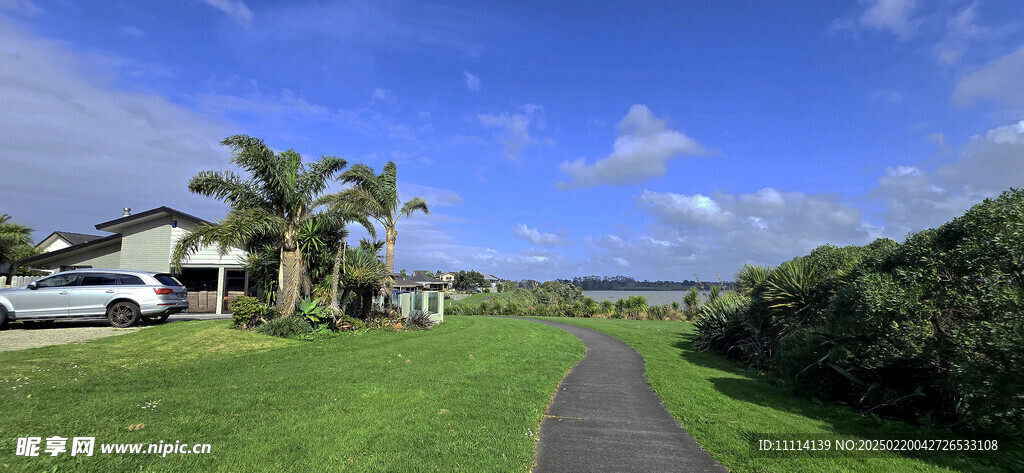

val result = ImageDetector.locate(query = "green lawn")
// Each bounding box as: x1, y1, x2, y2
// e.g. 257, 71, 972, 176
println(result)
445, 293, 494, 305
534, 317, 1022, 473
0, 317, 584, 472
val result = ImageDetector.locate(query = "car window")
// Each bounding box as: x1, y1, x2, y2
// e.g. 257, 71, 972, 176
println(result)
35, 274, 80, 288
154, 274, 183, 286
118, 274, 145, 285
80, 273, 118, 286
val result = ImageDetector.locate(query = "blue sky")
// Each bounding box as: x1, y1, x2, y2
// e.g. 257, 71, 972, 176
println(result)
1, 0, 1022, 281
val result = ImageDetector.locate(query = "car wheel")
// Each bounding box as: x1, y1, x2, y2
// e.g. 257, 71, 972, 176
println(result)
0, 306, 8, 330
142, 314, 170, 324
107, 302, 141, 328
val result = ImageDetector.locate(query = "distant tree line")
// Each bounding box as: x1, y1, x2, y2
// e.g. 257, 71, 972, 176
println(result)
539, 275, 735, 291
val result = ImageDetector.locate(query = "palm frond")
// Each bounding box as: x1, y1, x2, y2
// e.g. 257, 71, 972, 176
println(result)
297, 156, 347, 202
187, 170, 263, 209
399, 197, 430, 218
170, 207, 285, 272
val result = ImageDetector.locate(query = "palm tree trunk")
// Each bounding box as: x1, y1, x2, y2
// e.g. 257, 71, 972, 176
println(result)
383, 228, 397, 306
338, 287, 352, 318
279, 248, 301, 317
361, 290, 373, 319
329, 244, 343, 311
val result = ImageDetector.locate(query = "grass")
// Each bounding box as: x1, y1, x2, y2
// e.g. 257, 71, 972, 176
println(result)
530, 317, 1023, 473
0, 317, 584, 472
445, 293, 494, 306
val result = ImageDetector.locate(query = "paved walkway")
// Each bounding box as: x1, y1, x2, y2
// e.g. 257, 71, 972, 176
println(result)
525, 319, 727, 473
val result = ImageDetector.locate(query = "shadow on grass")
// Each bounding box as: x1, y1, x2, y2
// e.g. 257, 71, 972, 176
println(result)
673, 333, 1022, 473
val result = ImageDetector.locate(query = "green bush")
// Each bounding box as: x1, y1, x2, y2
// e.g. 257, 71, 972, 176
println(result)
408, 310, 435, 329
295, 298, 327, 326
230, 296, 276, 329
254, 316, 313, 338
366, 305, 403, 329
335, 315, 366, 332
706, 188, 1024, 436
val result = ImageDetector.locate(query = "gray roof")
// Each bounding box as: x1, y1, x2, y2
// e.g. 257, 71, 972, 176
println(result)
95, 206, 212, 231
18, 233, 123, 266
55, 232, 105, 246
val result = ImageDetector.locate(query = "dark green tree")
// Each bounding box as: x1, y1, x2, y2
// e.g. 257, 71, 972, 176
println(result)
325, 162, 430, 303
171, 135, 370, 317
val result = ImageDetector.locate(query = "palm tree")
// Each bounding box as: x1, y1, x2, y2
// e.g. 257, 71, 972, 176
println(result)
338, 246, 388, 319
326, 161, 430, 303
171, 135, 370, 317
0, 214, 36, 284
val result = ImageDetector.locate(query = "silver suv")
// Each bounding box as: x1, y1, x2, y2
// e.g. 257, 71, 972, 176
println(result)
0, 269, 188, 329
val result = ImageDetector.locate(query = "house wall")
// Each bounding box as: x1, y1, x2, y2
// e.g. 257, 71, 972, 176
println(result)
32, 241, 122, 270
40, 239, 71, 253
171, 219, 246, 267
119, 216, 173, 272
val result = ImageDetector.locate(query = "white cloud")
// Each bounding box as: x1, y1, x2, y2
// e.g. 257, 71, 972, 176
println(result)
511, 224, 565, 247
120, 26, 145, 37
557, 105, 707, 190
636, 191, 733, 228
954, 44, 1024, 108
636, 188, 871, 268
872, 89, 905, 103
834, 0, 920, 39
0, 17, 231, 240
463, 71, 480, 91
198, 88, 331, 117
872, 121, 1024, 236
372, 87, 396, 103
0, 0, 40, 15
934, 3, 985, 65
198, 85, 419, 141
927, 132, 952, 154
199, 0, 254, 27
398, 182, 463, 207
478, 104, 542, 160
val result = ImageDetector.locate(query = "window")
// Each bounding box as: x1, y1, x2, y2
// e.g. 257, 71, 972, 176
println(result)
153, 274, 183, 286
35, 274, 80, 288
118, 274, 145, 285
79, 273, 118, 286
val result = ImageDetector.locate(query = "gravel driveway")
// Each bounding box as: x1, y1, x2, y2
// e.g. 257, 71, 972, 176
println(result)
0, 314, 229, 352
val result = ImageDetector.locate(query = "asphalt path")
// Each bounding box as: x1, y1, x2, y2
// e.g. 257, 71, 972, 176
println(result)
525, 318, 727, 473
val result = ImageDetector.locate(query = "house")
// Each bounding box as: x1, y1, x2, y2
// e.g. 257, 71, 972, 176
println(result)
35, 231, 105, 253
17, 207, 248, 315
392, 270, 450, 294
438, 271, 456, 291
482, 273, 501, 293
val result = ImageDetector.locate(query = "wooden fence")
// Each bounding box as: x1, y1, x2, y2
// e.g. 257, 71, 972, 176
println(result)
0, 275, 44, 289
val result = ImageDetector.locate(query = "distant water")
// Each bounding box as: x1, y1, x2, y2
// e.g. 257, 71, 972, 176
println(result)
582, 290, 701, 306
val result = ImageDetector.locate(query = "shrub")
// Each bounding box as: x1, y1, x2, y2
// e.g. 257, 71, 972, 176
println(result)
682, 287, 701, 320
295, 298, 328, 326
254, 316, 313, 338
693, 293, 749, 355
408, 310, 435, 330
710, 188, 1024, 436
366, 305, 404, 329
335, 315, 366, 332
230, 296, 276, 329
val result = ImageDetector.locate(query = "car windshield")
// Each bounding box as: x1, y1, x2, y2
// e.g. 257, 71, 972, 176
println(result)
153, 274, 183, 286
35, 274, 79, 288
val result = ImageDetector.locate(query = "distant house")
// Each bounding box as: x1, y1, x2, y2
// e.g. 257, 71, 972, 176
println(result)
17, 207, 248, 314
392, 270, 450, 293
438, 272, 456, 291
482, 273, 501, 293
